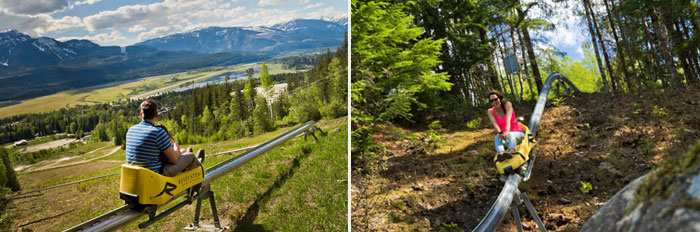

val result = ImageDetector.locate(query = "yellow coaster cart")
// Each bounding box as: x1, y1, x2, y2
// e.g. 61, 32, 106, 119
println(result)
494, 122, 536, 176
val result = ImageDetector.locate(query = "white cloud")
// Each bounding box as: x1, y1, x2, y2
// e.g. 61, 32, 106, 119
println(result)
57, 30, 126, 44
0, 0, 69, 15
0, 10, 81, 36
304, 2, 322, 10
258, 0, 291, 6
138, 25, 183, 41
83, 0, 219, 32
305, 7, 345, 19
74, 0, 101, 6
297, 0, 310, 4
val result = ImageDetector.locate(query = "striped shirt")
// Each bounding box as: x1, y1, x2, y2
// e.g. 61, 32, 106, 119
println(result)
125, 120, 171, 173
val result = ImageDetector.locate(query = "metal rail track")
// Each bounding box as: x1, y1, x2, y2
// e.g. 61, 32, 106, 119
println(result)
472, 73, 579, 232
64, 121, 317, 231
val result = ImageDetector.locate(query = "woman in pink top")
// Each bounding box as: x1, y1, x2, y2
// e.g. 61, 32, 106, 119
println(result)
486, 90, 524, 161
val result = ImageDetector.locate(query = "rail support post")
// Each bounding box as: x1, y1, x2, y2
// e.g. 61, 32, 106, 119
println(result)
519, 192, 547, 232
185, 187, 228, 231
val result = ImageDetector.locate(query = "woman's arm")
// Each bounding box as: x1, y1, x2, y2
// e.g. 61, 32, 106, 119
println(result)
163, 145, 180, 164
487, 109, 500, 132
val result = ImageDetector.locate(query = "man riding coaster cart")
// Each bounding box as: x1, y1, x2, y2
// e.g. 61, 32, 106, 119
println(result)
120, 100, 206, 206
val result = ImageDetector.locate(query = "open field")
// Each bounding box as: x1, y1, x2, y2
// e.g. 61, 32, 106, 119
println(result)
8, 117, 347, 231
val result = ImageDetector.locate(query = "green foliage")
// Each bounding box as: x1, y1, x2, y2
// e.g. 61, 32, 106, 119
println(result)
422, 120, 446, 151
466, 118, 482, 130
579, 181, 593, 194
0, 187, 13, 229
253, 94, 274, 135
351, 1, 451, 124
439, 222, 463, 232
260, 63, 272, 89
652, 106, 667, 117
0, 149, 20, 191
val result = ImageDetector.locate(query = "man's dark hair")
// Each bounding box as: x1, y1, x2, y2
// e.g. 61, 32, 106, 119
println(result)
140, 100, 158, 120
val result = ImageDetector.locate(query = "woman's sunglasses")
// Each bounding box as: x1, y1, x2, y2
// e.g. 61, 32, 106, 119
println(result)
489, 98, 499, 103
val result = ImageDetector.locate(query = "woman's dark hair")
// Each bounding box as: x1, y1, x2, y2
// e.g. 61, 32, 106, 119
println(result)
154, 123, 173, 140
154, 124, 172, 165
488, 90, 507, 114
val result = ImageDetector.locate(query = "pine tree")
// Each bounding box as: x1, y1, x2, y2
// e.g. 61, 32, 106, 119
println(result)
0, 149, 20, 191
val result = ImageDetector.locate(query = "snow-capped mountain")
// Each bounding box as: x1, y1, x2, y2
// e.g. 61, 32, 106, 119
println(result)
135, 18, 347, 54
0, 30, 122, 70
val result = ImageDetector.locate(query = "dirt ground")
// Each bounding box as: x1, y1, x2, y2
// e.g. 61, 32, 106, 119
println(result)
18, 138, 76, 154
351, 88, 700, 231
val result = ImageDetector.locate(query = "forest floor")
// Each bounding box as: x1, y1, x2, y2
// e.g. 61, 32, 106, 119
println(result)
351, 88, 700, 231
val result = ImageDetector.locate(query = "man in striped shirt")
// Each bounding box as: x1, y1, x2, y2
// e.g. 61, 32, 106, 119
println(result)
126, 100, 204, 176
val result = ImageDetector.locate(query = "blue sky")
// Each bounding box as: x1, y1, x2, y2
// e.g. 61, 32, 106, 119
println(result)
0, 0, 348, 46
533, 0, 587, 61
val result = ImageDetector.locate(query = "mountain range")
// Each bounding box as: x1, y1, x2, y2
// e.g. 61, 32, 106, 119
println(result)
0, 18, 347, 102
136, 18, 347, 53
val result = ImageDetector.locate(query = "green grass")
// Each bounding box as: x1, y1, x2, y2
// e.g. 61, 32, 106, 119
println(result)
10, 119, 347, 231
252, 123, 348, 231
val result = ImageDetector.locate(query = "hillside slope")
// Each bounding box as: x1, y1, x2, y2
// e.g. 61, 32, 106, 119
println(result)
9, 118, 347, 231
351, 89, 700, 231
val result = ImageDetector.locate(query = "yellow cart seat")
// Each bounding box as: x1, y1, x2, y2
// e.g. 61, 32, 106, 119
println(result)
119, 164, 204, 205
494, 122, 536, 175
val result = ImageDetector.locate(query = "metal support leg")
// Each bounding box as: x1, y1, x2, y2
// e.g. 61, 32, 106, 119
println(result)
511, 200, 523, 232
209, 192, 222, 228
304, 131, 319, 142
521, 193, 547, 232
184, 190, 228, 231
192, 197, 203, 227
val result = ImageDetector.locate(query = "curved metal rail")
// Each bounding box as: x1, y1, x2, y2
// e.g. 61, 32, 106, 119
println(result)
65, 121, 317, 231
473, 73, 578, 232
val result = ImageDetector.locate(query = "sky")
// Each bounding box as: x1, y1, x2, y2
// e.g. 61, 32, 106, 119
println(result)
533, 0, 588, 61
0, 0, 348, 46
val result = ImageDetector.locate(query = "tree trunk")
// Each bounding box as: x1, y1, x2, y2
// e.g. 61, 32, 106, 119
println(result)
660, 8, 695, 86
619, 17, 644, 88
518, 26, 536, 100
517, 7, 543, 93
680, 20, 700, 83
480, 28, 503, 92
586, 0, 617, 91
672, 18, 698, 86
643, 18, 666, 88
582, 0, 610, 92
498, 26, 516, 100
510, 27, 524, 102
603, 0, 632, 91
650, 8, 682, 88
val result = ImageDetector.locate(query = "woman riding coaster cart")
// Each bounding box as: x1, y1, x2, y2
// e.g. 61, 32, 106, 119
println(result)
486, 90, 533, 179
487, 90, 523, 160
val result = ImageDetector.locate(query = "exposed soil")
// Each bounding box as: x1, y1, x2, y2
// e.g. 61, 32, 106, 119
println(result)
17, 146, 120, 174
351, 88, 700, 231
18, 138, 76, 154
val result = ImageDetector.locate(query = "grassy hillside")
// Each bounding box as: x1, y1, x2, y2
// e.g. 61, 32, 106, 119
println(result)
8, 118, 347, 231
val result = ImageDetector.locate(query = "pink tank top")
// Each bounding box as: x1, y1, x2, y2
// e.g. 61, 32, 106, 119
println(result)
492, 106, 521, 132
